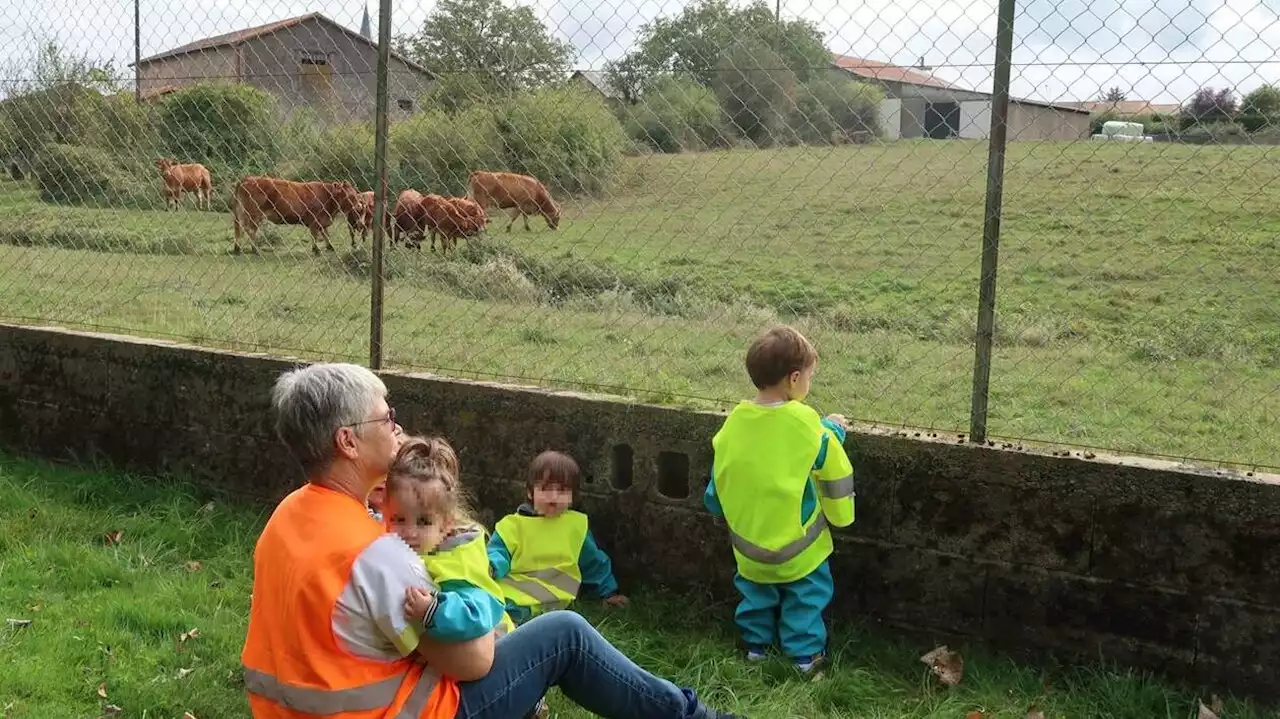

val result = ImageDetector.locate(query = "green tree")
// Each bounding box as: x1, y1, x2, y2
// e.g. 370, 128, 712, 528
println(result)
396, 0, 574, 96
1241, 84, 1280, 118
1102, 86, 1126, 103
606, 0, 828, 99
0, 37, 123, 97
713, 40, 797, 146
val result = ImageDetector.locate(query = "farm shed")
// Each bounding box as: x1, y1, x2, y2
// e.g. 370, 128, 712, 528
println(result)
131, 12, 435, 124
830, 54, 1092, 141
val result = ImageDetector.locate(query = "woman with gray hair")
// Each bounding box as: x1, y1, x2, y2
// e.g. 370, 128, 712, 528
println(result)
241, 362, 740, 719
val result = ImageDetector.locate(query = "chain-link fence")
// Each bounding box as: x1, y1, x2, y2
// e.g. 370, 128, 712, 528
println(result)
0, 0, 1276, 470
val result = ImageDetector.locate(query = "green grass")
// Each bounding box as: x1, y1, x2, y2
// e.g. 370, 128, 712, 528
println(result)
1, 452, 1273, 718
0, 139, 1277, 468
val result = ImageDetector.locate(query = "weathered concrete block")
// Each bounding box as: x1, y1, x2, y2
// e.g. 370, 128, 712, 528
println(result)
1091, 466, 1280, 604
983, 564, 1198, 671
888, 442, 1094, 572
1196, 596, 1280, 700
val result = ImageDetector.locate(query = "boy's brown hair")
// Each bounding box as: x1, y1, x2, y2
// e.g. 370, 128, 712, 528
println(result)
386, 435, 474, 525
526, 450, 580, 498
745, 324, 818, 389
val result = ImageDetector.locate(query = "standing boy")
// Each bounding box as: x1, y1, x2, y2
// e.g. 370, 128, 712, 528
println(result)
704, 324, 856, 674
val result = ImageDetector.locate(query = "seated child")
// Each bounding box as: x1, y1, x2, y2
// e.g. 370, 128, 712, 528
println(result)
703, 324, 856, 674
487, 450, 629, 626
383, 436, 516, 642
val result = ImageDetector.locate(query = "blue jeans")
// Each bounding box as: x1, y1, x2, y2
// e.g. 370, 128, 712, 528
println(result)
456, 611, 719, 719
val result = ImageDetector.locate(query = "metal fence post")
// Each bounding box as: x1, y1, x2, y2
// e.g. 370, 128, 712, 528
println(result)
369, 0, 392, 370
969, 0, 1016, 443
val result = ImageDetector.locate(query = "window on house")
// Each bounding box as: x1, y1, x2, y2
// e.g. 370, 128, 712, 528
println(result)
397, 99, 414, 112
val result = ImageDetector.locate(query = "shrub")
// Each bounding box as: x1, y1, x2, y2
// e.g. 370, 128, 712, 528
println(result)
0, 83, 110, 164
492, 86, 629, 195
33, 143, 157, 208
158, 82, 278, 172
286, 122, 379, 190
96, 95, 158, 154
711, 40, 797, 146
623, 75, 727, 153
392, 106, 503, 194
792, 75, 882, 144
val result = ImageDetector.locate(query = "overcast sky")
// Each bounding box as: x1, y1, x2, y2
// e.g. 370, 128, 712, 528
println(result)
2, 0, 1278, 104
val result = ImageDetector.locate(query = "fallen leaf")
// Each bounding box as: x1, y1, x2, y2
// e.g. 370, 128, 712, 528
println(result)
1026, 711, 1047, 719
184, 713, 198, 719
104, 530, 124, 546
97, 683, 108, 699
177, 667, 195, 680
6, 618, 33, 629
1198, 699, 1221, 719
200, 501, 215, 513
920, 645, 964, 687
966, 712, 985, 719
28, 603, 43, 613
103, 704, 123, 716
179, 627, 201, 642
186, 561, 203, 572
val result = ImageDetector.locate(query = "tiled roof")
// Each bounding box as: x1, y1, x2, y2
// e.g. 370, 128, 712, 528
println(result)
134, 12, 432, 77
831, 54, 963, 91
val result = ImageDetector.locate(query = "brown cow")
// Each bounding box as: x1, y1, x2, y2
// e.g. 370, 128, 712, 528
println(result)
421, 194, 489, 256
155, 158, 213, 211
467, 171, 560, 232
232, 176, 360, 255
389, 189, 429, 248
346, 190, 375, 246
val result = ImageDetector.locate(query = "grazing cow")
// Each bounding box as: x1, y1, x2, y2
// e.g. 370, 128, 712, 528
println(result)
155, 158, 213, 211
346, 190, 375, 246
231, 176, 360, 255
467, 170, 560, 232
421, 194, 489, 256
390, 189, 429, 248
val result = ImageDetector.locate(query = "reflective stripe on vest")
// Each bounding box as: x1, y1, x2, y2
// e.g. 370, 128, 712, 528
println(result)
819, 474, 855, 499
501, 567, 580, 608
393, 668, 445, 719
244, 668, 440, 716
730, 513, 828, 565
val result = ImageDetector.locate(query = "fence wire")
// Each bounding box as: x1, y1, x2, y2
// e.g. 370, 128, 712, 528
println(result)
0, 0, 1275, 470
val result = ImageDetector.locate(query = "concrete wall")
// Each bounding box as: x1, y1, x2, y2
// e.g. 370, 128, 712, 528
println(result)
959, 100, 992, 139
1009, 102, 1092, 141
138, 47, 237, 96
878, 98, 902, 140
3, 323, 1280, 701
240, 18, 432, 123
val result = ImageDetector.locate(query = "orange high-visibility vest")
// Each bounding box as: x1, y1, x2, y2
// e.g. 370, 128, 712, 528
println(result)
241, 483, 460, 718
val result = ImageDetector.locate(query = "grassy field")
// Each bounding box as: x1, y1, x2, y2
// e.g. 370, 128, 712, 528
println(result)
0, 140, 1276, 468
1, 451, 1272, 718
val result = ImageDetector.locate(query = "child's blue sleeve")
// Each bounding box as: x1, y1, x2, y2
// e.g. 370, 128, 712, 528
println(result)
424, 581, 505, 642
703, 472, 725, 517
578, 529, 620, 599
820, 416, 848, 443
486, 531, 512, 580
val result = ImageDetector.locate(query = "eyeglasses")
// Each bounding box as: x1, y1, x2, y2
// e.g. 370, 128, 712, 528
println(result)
346, 407, 396, 429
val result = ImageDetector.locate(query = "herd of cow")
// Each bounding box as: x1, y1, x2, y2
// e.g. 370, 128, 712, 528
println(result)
152, 158, 562, 256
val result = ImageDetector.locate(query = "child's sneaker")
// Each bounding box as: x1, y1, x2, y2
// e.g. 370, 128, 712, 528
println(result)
745, 647, 769, 663
524, 696, 549, 719
793, 652, 826, 674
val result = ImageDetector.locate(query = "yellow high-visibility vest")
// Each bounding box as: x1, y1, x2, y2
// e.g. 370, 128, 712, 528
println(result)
495, 510, 588, 616
712, 400, 855, 584
422, 526, 516, 636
